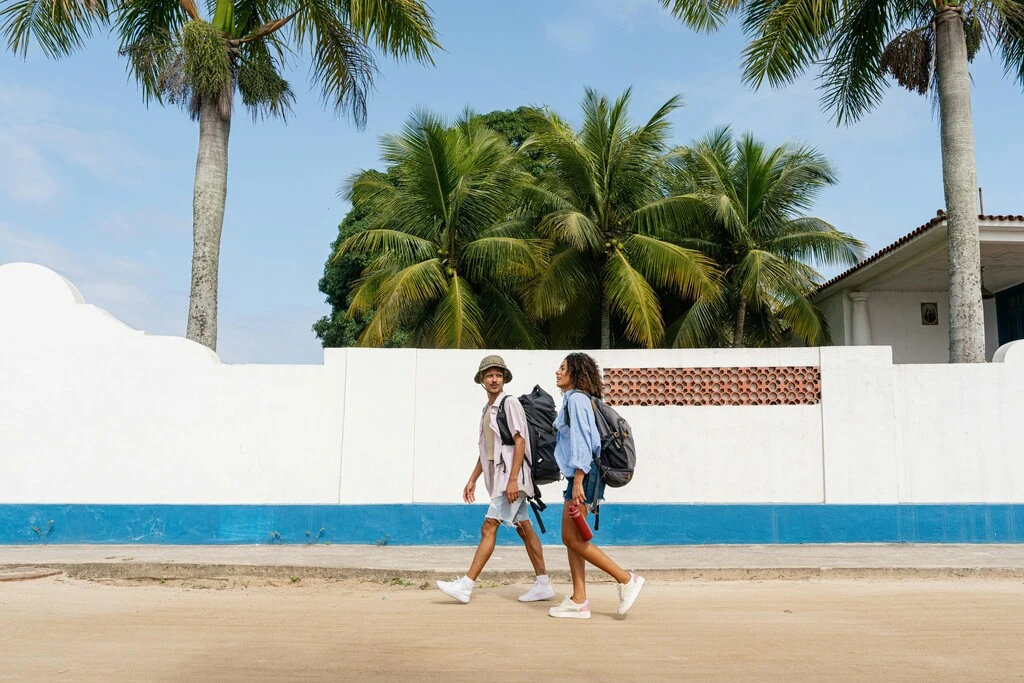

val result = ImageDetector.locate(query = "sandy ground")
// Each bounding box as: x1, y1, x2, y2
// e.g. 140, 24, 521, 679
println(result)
2, 575, 1024, 682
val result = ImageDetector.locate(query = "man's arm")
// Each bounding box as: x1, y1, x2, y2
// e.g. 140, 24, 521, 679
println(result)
464, 460, 483, 503
506, 433, 526, 503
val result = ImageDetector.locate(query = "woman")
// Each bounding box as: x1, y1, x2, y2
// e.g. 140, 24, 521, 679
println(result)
548, 352, 645, 619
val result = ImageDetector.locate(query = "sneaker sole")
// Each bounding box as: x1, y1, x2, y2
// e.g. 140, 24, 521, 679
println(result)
617, 575, 646, 615
548, 609, 591, 619
518, 589, 556, 602
436, 582, 471, 604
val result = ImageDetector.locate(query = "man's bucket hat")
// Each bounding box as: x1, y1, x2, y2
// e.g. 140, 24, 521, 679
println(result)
474, 354, 512, 384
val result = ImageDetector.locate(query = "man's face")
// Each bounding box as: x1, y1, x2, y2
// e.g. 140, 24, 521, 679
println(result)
481, 367, 505, 396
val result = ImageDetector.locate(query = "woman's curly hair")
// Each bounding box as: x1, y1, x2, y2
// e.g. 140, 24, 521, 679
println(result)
564, 352, 603, 398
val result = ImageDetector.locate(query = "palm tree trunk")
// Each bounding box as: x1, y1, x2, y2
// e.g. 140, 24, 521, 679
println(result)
600, 297, 611, 349
935, 7, 985, 363
186, 95, 231, 351
732, 295, 747, 348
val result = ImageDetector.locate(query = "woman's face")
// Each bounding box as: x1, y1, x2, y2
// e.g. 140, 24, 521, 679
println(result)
555, 359, 573, 391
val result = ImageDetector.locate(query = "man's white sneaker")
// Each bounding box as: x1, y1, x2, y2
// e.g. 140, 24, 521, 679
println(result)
616, 572, 645, 615
518, 580, 556, 602
547, 596, 591, 619
436, 577, 472, 604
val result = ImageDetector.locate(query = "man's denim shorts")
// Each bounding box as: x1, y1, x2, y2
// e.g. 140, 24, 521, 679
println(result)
485, 491, 530, 527
562, 469, 605, 508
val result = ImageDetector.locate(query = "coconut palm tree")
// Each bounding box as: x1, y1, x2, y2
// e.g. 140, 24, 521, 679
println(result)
526, 88, 720, 349
660, 0, 1024, 362
2, 0, 440, 351
665, 127, 865, 348
335, 110, 545, 349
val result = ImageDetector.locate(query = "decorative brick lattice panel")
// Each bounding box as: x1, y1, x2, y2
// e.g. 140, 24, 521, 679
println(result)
602, 367, 821, 406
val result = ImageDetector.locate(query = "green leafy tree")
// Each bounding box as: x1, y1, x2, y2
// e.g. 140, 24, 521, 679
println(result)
525, 87, 719, 349
313, 185, 408, 348
335, 109, 545, 348
314, 107, 545, 348
2, 0, 440, 351
665, 127, 865, 348
660, 0, 1024, 362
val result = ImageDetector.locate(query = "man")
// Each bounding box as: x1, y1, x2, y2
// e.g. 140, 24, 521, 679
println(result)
436, 355, 555, 604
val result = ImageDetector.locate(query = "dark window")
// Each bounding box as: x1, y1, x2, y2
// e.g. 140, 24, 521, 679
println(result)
996, 282, 1024, 346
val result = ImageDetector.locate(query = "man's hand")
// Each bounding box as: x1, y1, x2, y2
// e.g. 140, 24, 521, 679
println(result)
463, 480, 477, 504
505, 479, 519, 504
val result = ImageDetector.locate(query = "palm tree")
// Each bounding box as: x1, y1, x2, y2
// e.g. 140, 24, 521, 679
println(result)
665, 127, 865, 348
660, 0, 1024, 362
526, 88, 719, 349
335, 110, 545, 349
2, 0, 439, 351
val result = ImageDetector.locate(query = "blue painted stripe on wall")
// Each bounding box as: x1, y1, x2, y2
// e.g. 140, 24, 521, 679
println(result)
1, 504, 1022, 545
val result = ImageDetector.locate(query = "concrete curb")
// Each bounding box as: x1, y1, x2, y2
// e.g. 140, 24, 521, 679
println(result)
7, 562, 1024, 583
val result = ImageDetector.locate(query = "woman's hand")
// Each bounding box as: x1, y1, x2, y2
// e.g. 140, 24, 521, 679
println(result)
463, 480, 476, 504
572, 481, 587, 507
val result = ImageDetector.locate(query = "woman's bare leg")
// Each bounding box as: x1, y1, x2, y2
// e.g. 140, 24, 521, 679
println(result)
561, 501, 630, 592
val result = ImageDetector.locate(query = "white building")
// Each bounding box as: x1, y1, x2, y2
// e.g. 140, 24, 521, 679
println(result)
814, 212, 1024, 363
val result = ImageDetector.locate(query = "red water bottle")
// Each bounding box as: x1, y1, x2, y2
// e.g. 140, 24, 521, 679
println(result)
568, 504, 593, 541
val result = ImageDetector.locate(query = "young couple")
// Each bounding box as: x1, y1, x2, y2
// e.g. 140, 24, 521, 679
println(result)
436, 353, 645, 619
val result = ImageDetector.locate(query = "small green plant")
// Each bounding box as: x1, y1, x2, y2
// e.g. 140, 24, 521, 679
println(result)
268, 530, 282, 544
31, 520, 55, 544
306, 527, 326, 545
375, 534, 390, 546
290, 576, 300, 583
384, 576, 411, 587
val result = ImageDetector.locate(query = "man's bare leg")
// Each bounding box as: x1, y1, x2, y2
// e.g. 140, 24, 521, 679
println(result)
515, 520, 547, 576
466, 518, 500, 581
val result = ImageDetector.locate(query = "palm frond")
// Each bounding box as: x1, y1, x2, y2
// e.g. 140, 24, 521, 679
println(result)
537, 210, 603, 252
336, 228, 436, 266
818, 0, 892, 125
628, 193, 709, 239
527, 248, 599, 320
733, 248, 798, 303
2, 0, 108, 58
741, 0, 839, 88
347, 267, 391, 317
360, 258, 447, 345
624, 233, 721, 299
765, 217, 865, 266
774, 281, 830, 344
292, 2, 375, 126
479, 281, 545, 349
604, 250, 664, 348
346, 0, 440, 63
462, 236, 547, 283
663, 293, 730, 347
429, 274, 484, 348
659, 0, 737, 33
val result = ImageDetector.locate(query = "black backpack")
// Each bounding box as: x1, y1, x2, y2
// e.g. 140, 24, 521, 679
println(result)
566, 392, 636, 488
588, 396, 636, 488
496, 385, 561, 532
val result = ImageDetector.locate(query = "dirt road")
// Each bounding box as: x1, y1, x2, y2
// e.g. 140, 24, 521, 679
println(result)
2, 575, 1023, 681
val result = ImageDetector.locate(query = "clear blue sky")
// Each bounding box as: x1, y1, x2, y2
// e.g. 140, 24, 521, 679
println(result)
2, 0, 1022, 363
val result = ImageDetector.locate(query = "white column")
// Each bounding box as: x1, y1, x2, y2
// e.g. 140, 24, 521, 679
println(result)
849, 292, 872, 346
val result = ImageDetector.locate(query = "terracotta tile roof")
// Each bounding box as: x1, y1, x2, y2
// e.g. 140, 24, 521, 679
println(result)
815, 211, 1024, 294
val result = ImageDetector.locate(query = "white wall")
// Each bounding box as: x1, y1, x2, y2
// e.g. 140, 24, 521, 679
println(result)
3, 262, 1024, 507
894, 361, 1024, 502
